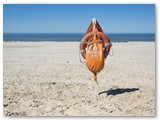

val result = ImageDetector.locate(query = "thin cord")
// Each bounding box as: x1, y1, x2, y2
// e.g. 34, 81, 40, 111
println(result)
109, 44, 113, 56
79, 43, 85, 63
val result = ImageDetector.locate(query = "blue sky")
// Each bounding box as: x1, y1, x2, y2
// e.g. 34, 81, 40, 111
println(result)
3, 4, 155, 33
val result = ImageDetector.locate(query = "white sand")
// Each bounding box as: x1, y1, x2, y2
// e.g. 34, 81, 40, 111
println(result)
3, 42, 155, 116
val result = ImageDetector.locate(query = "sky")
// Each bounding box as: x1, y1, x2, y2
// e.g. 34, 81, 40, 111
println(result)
3, 4, 155, 33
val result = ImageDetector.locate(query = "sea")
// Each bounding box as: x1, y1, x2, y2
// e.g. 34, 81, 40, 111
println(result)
3, 33, 155, 42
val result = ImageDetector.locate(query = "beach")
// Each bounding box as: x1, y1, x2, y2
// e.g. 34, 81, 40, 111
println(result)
3, 41, 155, 116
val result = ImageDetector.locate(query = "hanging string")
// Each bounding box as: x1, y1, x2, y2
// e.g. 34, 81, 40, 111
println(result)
109, 43, 113, 56
79, 43, 85, 63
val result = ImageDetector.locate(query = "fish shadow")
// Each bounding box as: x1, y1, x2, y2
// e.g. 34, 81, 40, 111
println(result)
98, 88, 139, 96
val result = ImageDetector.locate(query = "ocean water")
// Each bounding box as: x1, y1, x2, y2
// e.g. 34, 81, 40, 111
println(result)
3, 33, 155, 42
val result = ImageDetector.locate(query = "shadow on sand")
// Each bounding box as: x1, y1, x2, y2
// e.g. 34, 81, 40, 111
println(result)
98, 88, 139, 96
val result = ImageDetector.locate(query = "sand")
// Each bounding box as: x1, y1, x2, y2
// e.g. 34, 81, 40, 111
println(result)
3, 41, 155, 116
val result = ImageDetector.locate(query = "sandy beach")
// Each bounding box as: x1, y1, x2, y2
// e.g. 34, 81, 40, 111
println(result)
3, 41, 155, 116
